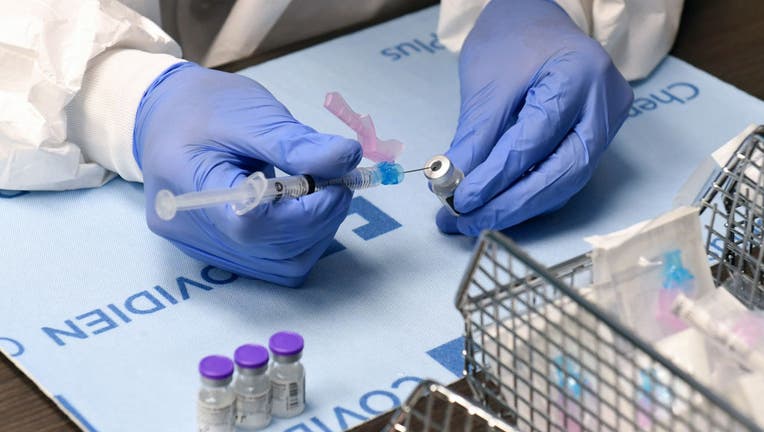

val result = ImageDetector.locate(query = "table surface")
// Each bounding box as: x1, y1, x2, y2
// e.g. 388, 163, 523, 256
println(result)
2, 0, 762, 430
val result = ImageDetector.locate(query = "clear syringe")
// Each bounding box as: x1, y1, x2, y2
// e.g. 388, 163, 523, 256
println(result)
155, 162, 405, 221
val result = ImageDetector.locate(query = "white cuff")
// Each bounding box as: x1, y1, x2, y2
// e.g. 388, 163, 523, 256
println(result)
554, 0, 593, 35
437, 0, 580, 52
438, 0, 682, 81
66, 49, 184, 183
437, 0, 490, 52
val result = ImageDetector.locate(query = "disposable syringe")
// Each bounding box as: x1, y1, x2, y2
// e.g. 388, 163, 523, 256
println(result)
155, 162, 405, 221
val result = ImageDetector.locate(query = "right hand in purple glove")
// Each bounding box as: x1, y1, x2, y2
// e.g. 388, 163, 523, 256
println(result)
437, 0, 634, 236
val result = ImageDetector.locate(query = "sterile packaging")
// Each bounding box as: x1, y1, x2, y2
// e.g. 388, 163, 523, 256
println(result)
480, 287, 620, 431
550, 354, 599, 432
673, 287, 764, 377
726, 372, 764, 424
671, 285, 764, 424
586, 206, 715, 344
633, 328, 711, 431
570, 327, 711, 432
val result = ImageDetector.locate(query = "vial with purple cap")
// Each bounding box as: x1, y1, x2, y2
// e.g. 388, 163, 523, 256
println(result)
233, 344, 272, 430
268, 331, 306, 417
197, 355, 235, 432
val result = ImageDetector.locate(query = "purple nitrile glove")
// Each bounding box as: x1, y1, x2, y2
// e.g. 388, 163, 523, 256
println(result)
134, 62, 362, 287
437, 0, 634, 236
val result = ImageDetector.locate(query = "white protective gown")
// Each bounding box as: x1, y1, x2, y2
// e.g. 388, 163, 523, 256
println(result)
0, 0, 683, 191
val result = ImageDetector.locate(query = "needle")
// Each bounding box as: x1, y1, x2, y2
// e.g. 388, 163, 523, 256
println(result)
403, 166, 430, 174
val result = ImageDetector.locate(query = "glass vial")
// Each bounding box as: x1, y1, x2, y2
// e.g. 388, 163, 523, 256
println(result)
197, 355, 235, 432
233, 344, 272, 430
268, 331, 306, 418
424, 155, 463, 216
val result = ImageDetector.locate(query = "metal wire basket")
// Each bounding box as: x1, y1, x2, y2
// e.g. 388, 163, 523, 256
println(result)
454, 127, 764, 431
699, 125, 764, 308
385, 379, 516, 432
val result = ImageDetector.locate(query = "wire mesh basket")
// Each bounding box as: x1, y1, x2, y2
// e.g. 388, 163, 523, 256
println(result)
455, 126, 764, 432
699, 126, 764, 308
385, 379, 516, 432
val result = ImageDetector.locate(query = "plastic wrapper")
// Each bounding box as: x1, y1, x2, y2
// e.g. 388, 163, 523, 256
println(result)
586, 206, 716, 343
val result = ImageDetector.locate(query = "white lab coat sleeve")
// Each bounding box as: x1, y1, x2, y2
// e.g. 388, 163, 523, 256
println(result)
437, 0, 684, 81
0, 0, 182, 191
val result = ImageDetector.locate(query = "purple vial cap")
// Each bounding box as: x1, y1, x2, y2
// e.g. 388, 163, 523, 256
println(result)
234, 344, 269, 369
269, 331, 304, 356
199, 355, 234, 380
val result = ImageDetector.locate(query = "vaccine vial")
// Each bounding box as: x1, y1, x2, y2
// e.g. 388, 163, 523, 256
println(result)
233, 344, 272, 430
268, 331, 306, 418
424, 155, 464, 216
197, 355, 236, 432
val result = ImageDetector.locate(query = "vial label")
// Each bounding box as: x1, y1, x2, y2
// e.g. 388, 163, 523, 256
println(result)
235, 388, 271, 425
197, 401, 234, 432
271, 376, 305, 416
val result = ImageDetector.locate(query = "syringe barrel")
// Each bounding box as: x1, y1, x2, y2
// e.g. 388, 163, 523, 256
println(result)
232, 174, 313, 215
342, 166, 382, 190
316, 167, 379, 190
263, 175, 314, 200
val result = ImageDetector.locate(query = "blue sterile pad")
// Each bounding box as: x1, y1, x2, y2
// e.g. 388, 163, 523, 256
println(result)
2, 6, 764, 432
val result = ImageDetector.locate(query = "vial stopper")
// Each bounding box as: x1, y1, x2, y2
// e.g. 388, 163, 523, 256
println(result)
424, 155, 454, 183
199, 355, 234, 380
269, 331, 304, 356
234, 344, 269, 369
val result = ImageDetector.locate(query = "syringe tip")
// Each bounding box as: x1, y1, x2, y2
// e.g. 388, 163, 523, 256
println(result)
377, 162, 404, 185
155, 189, 178, 221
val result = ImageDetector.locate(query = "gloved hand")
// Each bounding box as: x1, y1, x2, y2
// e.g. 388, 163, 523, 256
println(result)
437, 0, 634, 236
133, 62, 361, 286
